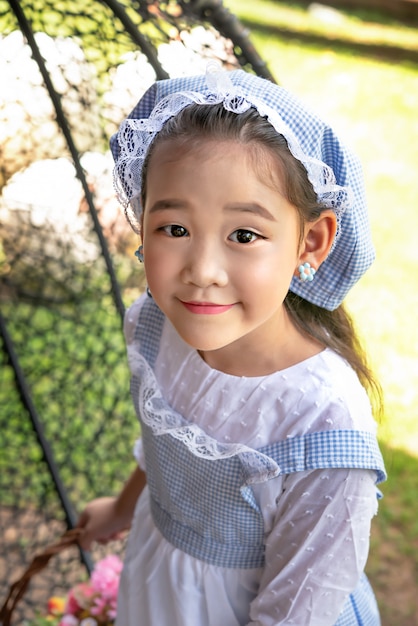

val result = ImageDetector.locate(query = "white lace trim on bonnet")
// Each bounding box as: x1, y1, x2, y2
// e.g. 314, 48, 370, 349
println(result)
112, 64, 375, 310
114, 62, 352, 231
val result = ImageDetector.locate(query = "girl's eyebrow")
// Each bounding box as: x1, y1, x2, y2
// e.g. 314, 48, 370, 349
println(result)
225, 203, 276, 221
148, 199, 187, 213
148, 200, 276, 221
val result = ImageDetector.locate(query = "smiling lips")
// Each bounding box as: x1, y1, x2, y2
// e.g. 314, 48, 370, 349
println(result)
181, 301, 234, 315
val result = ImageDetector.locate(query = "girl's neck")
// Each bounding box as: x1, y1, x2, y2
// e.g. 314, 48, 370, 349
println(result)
199, 312, 324, 378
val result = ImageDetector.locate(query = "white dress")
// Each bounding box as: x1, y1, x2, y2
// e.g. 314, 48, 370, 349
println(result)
116, 294, 385, 626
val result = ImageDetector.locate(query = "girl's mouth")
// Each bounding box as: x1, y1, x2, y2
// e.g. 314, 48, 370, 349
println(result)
181, 301, 234, 315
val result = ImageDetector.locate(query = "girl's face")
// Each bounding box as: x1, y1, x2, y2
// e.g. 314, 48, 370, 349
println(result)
142, 138, 307, 376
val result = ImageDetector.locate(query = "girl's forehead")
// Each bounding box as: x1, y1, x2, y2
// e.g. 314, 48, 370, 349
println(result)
145, 138, 287, 201
148, 135, 281, 172
150, 135, 230, 158
151, 135, 284, 188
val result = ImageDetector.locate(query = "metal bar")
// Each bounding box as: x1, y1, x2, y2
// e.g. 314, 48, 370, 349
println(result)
100, 0, 170, 80
191, 0, 277, 82
0, 312, 94, 573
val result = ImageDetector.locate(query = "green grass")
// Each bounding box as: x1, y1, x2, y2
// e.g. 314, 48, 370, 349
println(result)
226, 0, 418, 50
224, 1, 418, 621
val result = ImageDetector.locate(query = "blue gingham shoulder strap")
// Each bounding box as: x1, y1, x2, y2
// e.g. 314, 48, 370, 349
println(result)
134, 295, 165, 369
258, 430, 386, 484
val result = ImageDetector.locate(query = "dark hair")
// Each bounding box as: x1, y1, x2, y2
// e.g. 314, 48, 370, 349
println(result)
141, 103, 382, 416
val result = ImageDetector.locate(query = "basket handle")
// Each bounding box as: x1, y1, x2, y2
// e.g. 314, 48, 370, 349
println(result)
0, 528, 83, 626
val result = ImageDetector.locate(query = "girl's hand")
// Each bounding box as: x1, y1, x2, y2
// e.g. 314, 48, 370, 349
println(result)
77, 466, 146, 551
76, 497, 130, 551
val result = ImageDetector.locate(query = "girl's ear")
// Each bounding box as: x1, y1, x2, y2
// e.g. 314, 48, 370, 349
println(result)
297, 210, 338, 271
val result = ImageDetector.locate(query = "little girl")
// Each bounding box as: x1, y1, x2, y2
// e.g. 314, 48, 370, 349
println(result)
78, 66, 386, 625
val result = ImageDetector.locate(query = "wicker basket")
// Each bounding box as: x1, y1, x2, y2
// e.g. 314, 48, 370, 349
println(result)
0, 528, 82, 626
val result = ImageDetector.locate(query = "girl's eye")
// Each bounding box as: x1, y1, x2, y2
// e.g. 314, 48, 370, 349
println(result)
162, 225, 188, 237
230, 229, 258, 244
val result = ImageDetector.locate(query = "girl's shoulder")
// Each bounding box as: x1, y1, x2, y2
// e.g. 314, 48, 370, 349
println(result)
291, 348, 376, 435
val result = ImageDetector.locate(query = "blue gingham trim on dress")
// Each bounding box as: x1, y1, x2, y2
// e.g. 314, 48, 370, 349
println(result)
335, 573, 381, 626
142, 420, 266, 568
261, 430, 386, 485
141, 426, 380, 577
111, 70, 374, 310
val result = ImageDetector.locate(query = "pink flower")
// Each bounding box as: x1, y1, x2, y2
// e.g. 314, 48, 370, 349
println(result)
91, 555, 123, 593
91, 595, 107, 618
58, 553, 122, 624
89, 555, 122, 618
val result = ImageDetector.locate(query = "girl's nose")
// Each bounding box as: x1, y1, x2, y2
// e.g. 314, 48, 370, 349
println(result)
180, 239, 228, 288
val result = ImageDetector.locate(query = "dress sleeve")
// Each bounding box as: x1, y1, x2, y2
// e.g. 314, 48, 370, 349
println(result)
248, 467, 379, 625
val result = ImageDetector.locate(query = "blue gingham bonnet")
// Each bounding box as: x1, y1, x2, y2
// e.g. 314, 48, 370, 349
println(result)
111, 65, 374, 311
